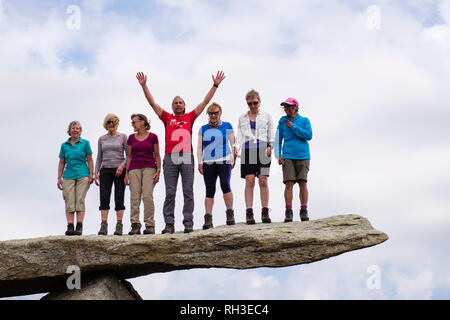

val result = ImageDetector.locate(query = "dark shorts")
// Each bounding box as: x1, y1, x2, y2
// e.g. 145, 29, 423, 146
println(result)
282, 159, 310, 183
203, 161, 232, 198
240, 147, 271, 179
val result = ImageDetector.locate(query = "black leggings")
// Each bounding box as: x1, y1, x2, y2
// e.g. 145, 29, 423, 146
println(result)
203, 162, 232, 198
99, 167, 126, 211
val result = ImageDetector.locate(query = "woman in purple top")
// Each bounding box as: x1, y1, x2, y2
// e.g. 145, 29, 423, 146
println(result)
124, 113, 161, 235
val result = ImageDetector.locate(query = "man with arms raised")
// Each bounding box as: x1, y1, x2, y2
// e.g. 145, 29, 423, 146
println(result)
136, 71, 226, 233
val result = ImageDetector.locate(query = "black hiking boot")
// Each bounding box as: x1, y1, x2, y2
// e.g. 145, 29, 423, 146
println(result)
65, 223, 75, 236
114, 222, 123, 236
74, 222, 83, 236
203, 213, 213, 230
162, 224, 175, 234
284, 209, 293, 223
98, 221, 108, 235
261, 207, 271, 223
246, 208, 256, 225
226, 209, 235, 226
300, 208, 309, 221
128, 223, 141, 235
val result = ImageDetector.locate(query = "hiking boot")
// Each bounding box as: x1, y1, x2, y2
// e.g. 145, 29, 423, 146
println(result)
143, 225, 155, 235
184, 224, 194, 233
226, 209, 235, 225
203, 213, 213, 230
98, 221, 108, 235
261, 207, 271, 223
284, 209, 293, 223
300, 208, 309, 221
74, 222, 83, 236
246, 208, 255, 225
128, 223, 141, 235
162, 223, 175, 234
114, 222, 123, 236
65, 223, 75, 236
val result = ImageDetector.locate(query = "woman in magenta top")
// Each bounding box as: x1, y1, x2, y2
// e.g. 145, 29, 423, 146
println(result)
124, 113, 161, 235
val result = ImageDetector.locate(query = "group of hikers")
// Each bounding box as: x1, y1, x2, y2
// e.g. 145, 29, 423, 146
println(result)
57, 71, 313, 236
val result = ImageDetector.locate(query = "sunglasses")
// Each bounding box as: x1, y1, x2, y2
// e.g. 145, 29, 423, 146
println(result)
208, 111, 220, 116
247, 101, 259, 106
107, 120, 118, 125
131, 119, 143, 124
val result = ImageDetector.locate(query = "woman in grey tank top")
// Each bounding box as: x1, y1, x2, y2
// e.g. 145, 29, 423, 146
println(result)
94, 114, 128, 235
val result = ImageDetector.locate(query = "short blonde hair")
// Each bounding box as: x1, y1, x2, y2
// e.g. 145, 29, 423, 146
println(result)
103, 113, 120, 130
207, 102, 222, 115
245, 89, 261, 102
67, 120, 82, 136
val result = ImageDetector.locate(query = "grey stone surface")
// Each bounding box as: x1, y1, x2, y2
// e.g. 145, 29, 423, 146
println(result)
0, 214, 388, 298
41, 273, 142, 300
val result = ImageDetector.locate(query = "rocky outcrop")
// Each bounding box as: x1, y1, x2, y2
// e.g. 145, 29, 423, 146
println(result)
0, 214, 388, 298
41, 274, 142, 300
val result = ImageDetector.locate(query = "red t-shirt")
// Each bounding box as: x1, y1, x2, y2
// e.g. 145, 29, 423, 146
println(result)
159, 109, 198, 154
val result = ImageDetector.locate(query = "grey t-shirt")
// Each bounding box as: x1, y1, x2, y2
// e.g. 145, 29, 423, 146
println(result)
95, 133, 128, 173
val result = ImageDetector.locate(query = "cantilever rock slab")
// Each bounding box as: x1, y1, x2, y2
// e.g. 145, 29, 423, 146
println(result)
0, 214, 388, 298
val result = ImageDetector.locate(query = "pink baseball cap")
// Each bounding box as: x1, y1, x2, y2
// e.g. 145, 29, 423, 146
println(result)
280, 97, 299, 107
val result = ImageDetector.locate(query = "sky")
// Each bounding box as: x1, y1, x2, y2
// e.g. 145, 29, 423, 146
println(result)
0, 0, 449, 300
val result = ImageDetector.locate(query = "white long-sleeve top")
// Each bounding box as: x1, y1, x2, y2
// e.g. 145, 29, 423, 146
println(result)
234, 110, 274, 152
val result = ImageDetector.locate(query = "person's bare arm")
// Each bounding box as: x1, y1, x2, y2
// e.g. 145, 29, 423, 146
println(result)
124, 145, 132, 185
197, 134, 204, 174
57, 158, 65, 190
136, 72, 163, 118
86, 154, 94, 184
153, 143, 161, 184
194, 71, 226, 117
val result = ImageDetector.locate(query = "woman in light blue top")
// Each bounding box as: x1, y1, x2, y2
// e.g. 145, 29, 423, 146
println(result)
57, 120, 94, 236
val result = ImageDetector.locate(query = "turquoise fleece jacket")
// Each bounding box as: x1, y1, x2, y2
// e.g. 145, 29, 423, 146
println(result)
274, 114, 312, 160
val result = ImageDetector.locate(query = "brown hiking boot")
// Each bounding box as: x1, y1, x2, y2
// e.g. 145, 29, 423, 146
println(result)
162, 223, 175, 234
203, 213, 213, 230
284, 209, 293, 223
65, 223, 75, 236
261, 207, 271, 223
143, 225, 155, 235
226, 209, 235, 225
300, 208, 309, 221
74, 222, 83, 236
128, 223, 141, 235
246, 208, 255, 225
98, 221, 108, 235
114, 222, 123, 236
184, 224, 194, 233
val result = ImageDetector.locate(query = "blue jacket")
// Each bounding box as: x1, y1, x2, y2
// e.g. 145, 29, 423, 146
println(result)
274, 114, 312, 160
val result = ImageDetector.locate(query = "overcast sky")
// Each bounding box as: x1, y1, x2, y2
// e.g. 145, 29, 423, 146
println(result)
1, 0, 449, 300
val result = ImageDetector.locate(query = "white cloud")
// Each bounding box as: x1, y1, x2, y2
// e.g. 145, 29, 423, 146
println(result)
394, 269, 434, 299
0, 0, 449, 300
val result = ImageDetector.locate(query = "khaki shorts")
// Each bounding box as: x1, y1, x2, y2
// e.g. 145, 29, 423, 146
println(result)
282, 159, 310, 183
62, 177, 90, 212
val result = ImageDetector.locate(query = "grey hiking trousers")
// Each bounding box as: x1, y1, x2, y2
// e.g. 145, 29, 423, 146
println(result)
162, 153, 195, 227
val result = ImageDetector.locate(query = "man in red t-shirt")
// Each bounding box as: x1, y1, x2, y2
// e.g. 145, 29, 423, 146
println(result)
136, 71, 226, 234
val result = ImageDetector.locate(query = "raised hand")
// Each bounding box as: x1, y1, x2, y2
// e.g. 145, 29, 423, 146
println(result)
136, 72, 147, 86
212, 71, 225, 86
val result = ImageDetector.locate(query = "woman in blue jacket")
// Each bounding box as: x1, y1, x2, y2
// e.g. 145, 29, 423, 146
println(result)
274, 98, 312, 223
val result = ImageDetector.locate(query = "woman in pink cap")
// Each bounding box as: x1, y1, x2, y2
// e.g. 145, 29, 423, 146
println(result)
274, 97, 313, 222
